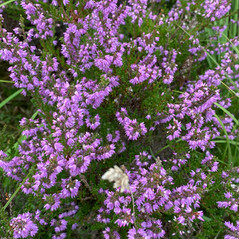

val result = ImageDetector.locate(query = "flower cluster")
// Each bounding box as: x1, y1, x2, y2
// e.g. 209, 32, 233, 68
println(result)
116, 108, 147, 140
98, 152, 211, 237
224, 221, 239, 239
10, 212, 38, 239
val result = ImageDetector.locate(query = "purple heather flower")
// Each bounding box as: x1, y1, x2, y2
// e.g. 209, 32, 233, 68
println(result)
43, 193, 61, 211
10, 212, 38, 238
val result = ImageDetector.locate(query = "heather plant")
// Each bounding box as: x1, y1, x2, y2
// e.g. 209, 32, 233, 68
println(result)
0, 0, 238, 238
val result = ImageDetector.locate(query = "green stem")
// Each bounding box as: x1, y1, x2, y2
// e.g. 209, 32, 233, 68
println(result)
0, 80, 13, 84
129, 187, 137, 229
2, 170, 32, 211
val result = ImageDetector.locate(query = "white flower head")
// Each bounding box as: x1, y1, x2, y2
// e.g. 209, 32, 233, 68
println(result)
155, 156, 162, 167
102, 165, 130, 192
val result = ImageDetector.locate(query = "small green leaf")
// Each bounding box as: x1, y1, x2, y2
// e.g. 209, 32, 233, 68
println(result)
202, 215, 212, 222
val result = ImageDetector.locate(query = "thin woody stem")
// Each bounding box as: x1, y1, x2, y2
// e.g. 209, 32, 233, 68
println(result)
129, 186, 137, 229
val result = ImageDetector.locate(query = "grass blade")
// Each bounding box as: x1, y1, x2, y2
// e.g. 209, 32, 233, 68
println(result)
214, 102, 239, 125
231, 0, 239, 38
213, 140, 239, 145
2, 169, 32, 211
0, 89, 23, 109
214, 114, 232, 165
176, 24, 239, 97
0, 80, 13, 83
7, 110, 39, 153
2, 110, 39, 211
0, 0, 15, 7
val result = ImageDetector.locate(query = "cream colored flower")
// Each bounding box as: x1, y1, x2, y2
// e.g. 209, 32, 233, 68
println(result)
155, 156, 162, 166
102, 165, 130, 192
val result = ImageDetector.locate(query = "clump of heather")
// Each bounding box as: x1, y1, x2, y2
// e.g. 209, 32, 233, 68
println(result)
99, 151, 221, 237
0, 0, 238, 238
